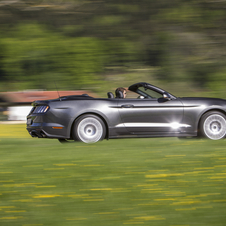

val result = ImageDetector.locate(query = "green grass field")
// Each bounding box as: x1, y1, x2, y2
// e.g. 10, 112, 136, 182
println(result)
0, 124, 226, 226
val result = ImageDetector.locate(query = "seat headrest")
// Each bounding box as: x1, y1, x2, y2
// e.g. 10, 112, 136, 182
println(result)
107, 92, 114, 98
115, 90, 124, 98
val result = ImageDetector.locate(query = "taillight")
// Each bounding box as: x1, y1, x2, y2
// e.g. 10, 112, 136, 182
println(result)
33, 106, 49, 113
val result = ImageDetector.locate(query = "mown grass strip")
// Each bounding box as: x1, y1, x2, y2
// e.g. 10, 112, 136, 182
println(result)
0, 125, 226, 226
0, 124, 29, 138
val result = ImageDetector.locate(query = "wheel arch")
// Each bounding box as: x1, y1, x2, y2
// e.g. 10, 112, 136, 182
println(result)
69, 112, 109, 140
197, 108, 226, 135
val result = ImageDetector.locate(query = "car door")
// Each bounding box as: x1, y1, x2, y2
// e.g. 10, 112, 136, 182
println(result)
117, 98, 184, 134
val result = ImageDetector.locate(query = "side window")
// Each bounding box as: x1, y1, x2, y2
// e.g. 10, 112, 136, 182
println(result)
138, 87, 163, 99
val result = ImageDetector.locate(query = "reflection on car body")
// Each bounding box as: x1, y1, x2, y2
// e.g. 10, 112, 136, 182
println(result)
26, 82, 226, 143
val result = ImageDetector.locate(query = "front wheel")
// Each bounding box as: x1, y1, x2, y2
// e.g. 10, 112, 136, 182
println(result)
199, 111, 226, 140
72, 114, 106, 143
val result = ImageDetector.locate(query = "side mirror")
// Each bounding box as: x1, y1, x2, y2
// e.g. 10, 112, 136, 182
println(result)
163, 92, 171, 100
158, 92, 171, 103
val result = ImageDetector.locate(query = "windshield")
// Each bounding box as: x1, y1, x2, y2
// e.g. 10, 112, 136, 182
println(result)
137, 87, 163, 99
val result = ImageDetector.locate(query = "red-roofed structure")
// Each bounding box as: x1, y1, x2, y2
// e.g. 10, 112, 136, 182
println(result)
0, 90, 97, 106
0, 90, 98, 121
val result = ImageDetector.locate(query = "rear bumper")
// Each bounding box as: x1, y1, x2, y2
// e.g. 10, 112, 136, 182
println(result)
26, 117, 70, 139
27, 126, 70, 139
28, 129, 48, 138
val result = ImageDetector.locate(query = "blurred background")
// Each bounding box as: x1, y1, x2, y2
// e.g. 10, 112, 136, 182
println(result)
1, 2, 226, 226
1, 0, 226, 120
0, 0, 226, 108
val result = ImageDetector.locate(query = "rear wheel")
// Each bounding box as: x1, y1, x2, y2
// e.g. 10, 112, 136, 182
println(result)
72, 114, 106, 143
200, 111, 226, 140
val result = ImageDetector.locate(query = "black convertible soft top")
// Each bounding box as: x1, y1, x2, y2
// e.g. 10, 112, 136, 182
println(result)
60, 94, 94, 100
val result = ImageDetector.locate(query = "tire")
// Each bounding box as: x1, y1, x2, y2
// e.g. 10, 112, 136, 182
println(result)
72, 114, 106, 143
199, 111, 226, 140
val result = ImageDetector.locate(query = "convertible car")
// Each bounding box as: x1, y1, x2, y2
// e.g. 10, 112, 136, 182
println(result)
26, 82, 226, 143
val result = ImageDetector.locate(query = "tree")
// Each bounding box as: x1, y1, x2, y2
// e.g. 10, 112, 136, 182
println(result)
1, 24, 105, 90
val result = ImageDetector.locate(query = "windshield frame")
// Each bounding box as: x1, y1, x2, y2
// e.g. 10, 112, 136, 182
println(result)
128, 82, 177, 100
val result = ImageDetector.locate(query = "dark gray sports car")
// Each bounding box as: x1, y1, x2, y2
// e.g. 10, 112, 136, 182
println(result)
26, 82, 226, 143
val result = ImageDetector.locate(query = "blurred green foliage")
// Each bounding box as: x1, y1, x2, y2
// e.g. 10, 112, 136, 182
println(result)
1, 24, 105, 90
0, 0, 226, 96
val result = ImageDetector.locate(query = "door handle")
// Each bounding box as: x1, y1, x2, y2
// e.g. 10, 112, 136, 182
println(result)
121, 104, 134, 108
